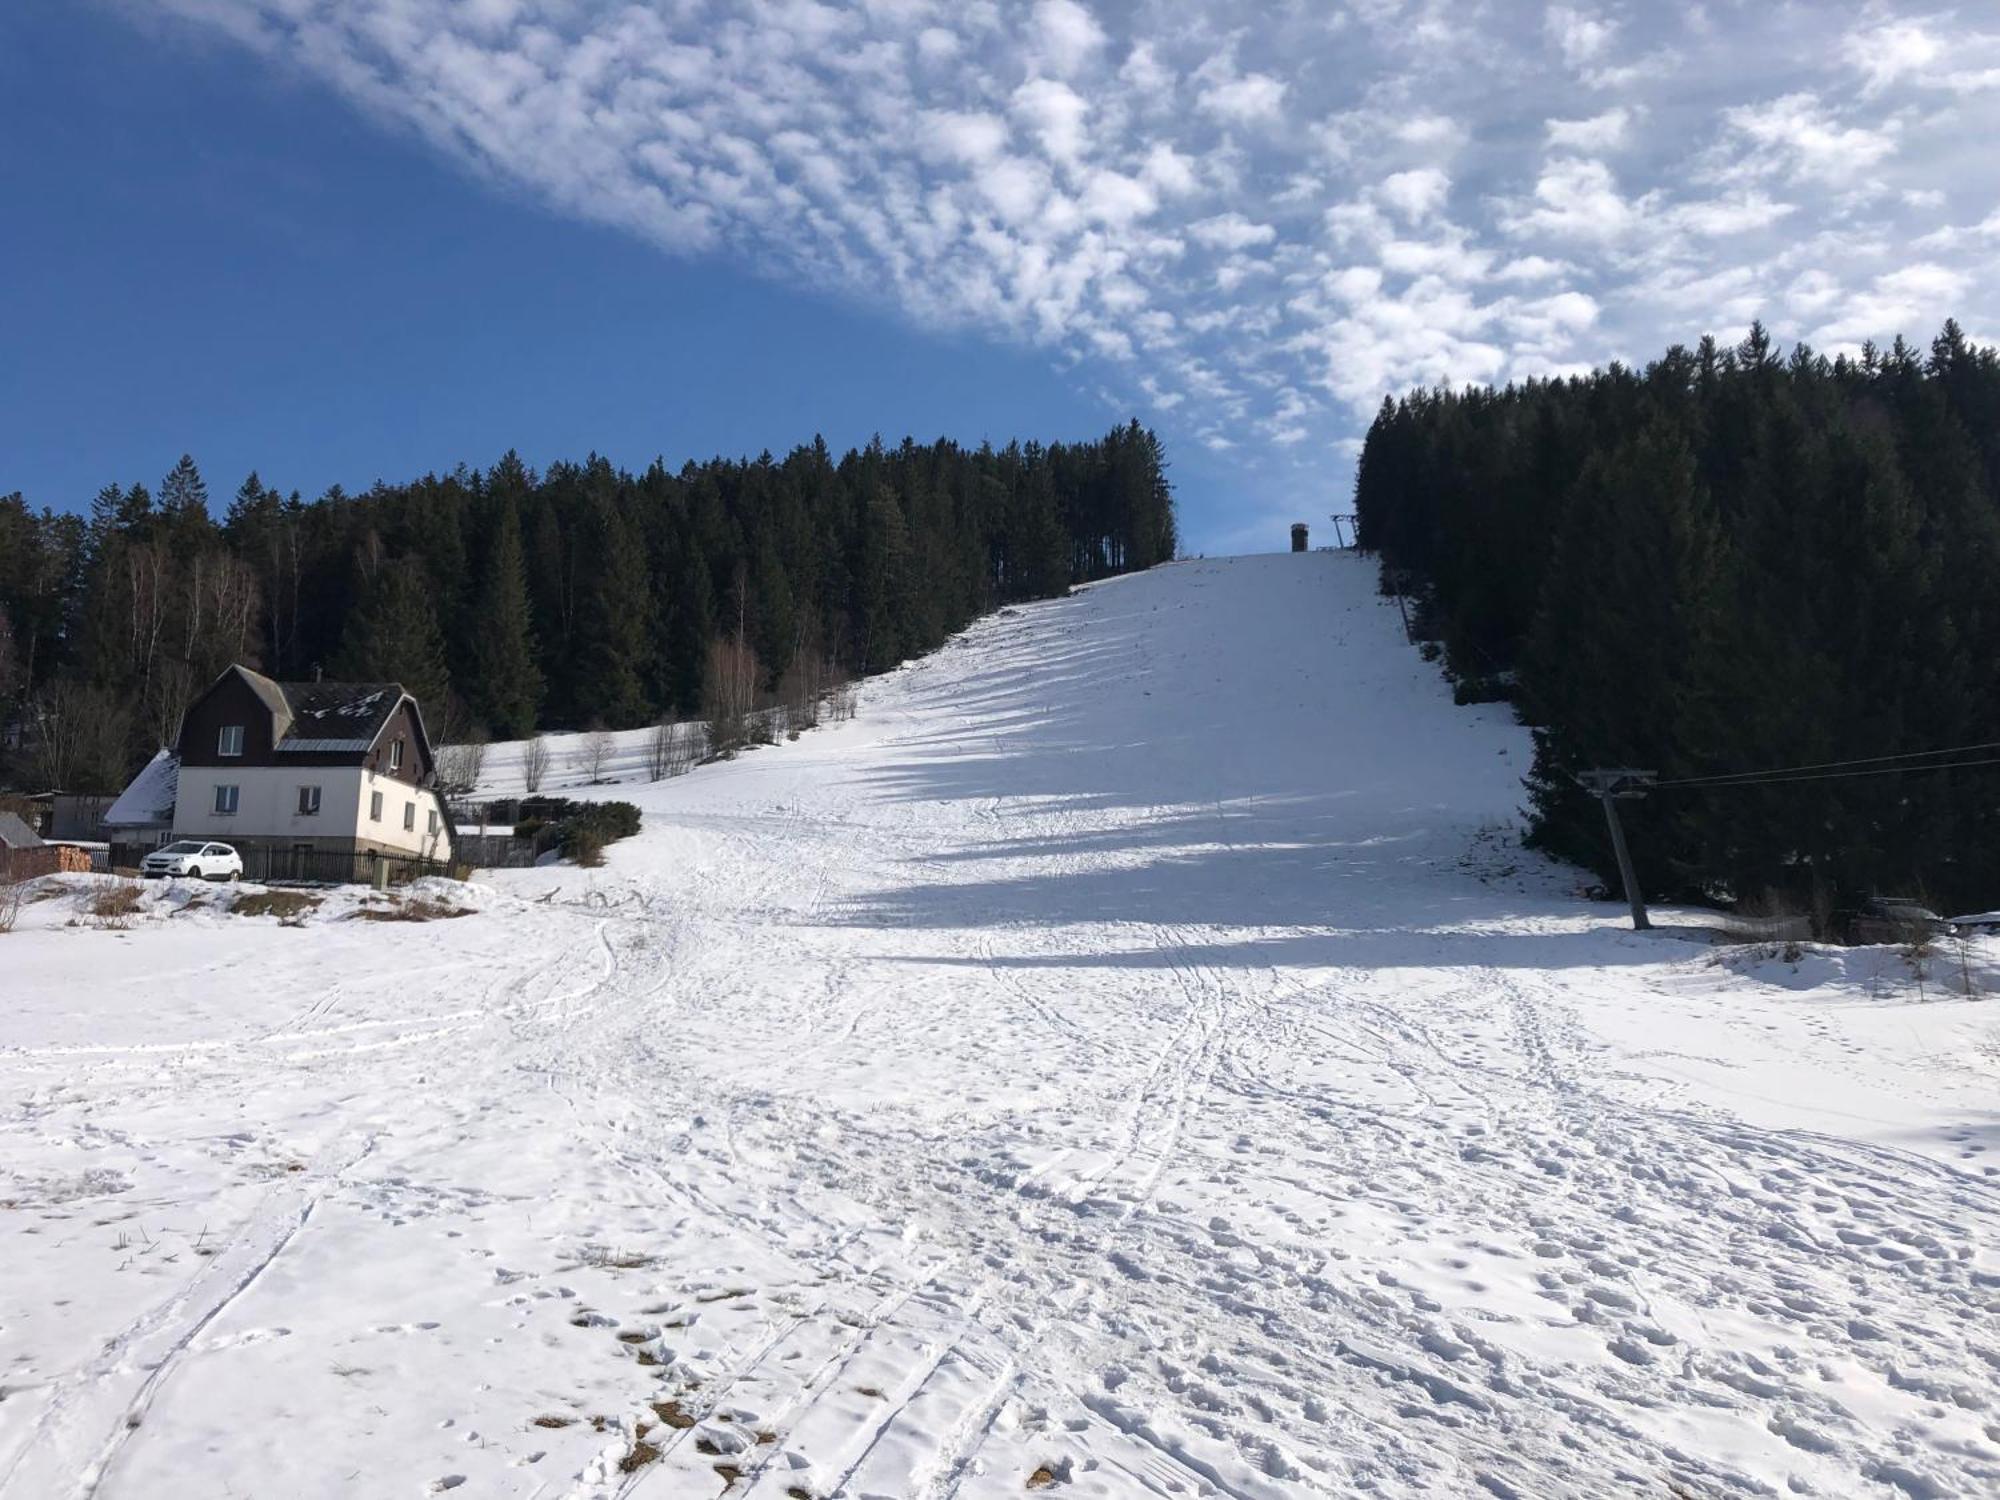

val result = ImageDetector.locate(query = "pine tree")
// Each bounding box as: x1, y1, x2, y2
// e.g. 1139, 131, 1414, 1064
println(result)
467, 501, 542, 738
339, 555, 451, 711
570, 495, 652, 727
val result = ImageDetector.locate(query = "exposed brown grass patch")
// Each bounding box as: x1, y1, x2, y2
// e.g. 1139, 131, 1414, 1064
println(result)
715, 1463, 744, 1485
618, 1439, 661, 1474
1027, 1467, 1058, 1489
353, 898, 471, 923
531, 1415, 575, 1430
233, 890, 323, 921
650, 1399, 697, 1430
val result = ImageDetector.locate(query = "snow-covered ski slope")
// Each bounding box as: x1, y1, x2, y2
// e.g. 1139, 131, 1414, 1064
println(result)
4, 552, 1998, 1500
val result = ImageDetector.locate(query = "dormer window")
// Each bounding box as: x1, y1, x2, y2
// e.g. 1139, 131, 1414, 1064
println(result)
389, 738, 405, 772
218, 724, 244, 757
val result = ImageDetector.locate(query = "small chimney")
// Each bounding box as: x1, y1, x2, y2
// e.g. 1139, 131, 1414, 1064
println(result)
1291, 522, 1309, 553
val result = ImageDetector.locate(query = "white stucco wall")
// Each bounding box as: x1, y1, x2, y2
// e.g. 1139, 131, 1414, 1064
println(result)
174, 765, 449, 858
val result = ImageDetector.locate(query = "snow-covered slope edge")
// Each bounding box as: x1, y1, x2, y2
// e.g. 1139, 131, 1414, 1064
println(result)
1, 553, 1995, 1500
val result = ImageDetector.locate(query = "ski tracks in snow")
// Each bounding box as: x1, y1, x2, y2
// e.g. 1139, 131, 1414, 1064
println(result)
4, 555, 1997, 1498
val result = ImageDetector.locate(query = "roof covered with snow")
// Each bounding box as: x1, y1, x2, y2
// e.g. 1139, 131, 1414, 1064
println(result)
0, 810, 43, 848
104, 747, 179, 827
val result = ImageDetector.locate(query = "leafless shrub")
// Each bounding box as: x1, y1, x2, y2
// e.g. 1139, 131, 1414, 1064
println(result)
436, 732, 489, 796
571, 726, 615, 783
703, 636, 761, 758
647, 719, 701, 781
521, 734, 552, 794
85, 877, 143, 930
1952, 928, 1981, 998
1902, 918, 1939, 1001
0, 876, 25, 934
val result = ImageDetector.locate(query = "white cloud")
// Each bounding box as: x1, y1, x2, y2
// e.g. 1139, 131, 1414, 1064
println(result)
1546, 4, 1615, 69
133, 0, 2000, 540
1843, 18, 1941, 95
1721, 94, 1897, 184
1503, 158, 1645, 242
1198, 72, 1288, 126
1379, 167, 1451, 221
1013, 78, 1091, 164
1032, 0, 1106, 78
1546, 107, 1630, 151
1189, 213, 1277, 251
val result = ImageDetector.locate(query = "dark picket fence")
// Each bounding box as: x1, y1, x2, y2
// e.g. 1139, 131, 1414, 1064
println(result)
111, 842, 455, 887
238, 846, 457, 886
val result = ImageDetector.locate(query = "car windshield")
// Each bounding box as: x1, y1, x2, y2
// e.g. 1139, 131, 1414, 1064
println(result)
159, 841, 205, 854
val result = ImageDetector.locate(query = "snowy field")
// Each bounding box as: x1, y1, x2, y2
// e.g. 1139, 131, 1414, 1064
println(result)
3, 553, 1998, 1500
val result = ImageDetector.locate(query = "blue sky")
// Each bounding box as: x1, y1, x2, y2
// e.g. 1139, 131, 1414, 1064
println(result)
5, 2, 1999, 554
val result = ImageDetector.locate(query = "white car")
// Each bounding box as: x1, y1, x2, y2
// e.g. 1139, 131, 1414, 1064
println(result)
141, 841, 244, 882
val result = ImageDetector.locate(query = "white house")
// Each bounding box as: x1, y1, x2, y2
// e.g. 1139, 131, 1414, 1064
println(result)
141, 664, 454, 875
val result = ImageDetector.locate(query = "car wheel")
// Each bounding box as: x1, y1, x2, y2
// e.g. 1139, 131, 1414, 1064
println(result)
187, 865, 203, 881
228, 871, 241, 883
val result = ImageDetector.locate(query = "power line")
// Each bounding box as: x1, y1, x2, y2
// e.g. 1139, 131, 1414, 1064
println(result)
1651, 739, 2000, 790
1655, 754, 2000, 790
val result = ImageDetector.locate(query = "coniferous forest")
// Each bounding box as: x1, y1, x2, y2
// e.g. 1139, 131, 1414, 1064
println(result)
0, 424, 1176, 792
1356, 320, 2000, 916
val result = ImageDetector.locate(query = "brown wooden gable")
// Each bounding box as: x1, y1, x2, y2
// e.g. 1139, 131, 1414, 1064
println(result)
177, 668, 283, 767
361, 698, 434, 786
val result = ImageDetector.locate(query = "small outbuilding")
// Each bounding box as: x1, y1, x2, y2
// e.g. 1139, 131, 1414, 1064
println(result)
1291, 522, 1309, 552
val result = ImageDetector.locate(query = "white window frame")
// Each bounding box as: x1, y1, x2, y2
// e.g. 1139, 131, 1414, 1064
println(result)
297, 785, 321, 816
218, 724, 244, 757
213, 784, 239, 816
427, 809, 440, 836
403, 802, 416, 832
369, 790, 384, 822
389, 738, 405, 772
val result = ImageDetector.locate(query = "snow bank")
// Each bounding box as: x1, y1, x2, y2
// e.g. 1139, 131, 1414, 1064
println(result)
2, 554, 1996, 1500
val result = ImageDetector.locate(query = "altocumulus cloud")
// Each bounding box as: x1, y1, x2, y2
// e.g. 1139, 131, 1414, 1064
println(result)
136, 0, 2000, 524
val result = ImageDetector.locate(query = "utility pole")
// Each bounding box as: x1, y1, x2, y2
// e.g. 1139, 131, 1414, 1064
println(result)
1577, 768, 1657, 930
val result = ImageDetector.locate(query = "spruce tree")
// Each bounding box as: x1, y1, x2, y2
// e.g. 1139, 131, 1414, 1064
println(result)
468, 501, 542, 738
340, 556, 451, 712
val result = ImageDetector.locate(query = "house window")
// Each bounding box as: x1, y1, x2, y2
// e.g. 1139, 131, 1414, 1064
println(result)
389, 738, 405, 772
369, 790, 384, 822
213, 783, 239, 816
403, 802, 416, 832
297, 785, 321, 816
218, 724, 244, 757
427, 809, 440, 836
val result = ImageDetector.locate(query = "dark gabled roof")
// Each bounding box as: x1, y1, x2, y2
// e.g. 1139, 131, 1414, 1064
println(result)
273, 681, 405, 750
234, 665, 293, 727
